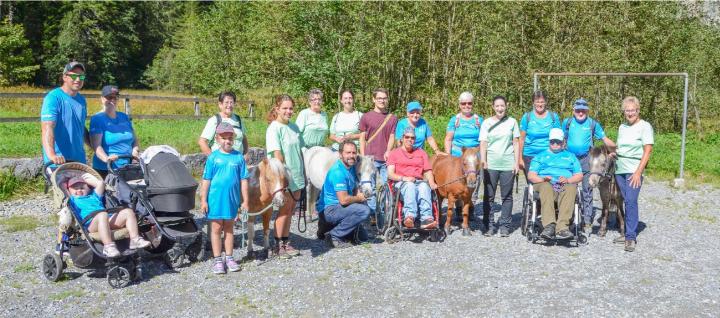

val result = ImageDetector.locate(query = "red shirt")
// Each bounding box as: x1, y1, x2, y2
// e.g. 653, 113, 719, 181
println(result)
387, 147, 431, 179
360, 110, 398, 162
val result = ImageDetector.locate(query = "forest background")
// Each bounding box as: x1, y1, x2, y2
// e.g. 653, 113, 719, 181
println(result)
0, 1, 719, 191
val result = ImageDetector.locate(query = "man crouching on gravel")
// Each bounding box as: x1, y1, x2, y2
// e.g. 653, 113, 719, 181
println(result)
317, 141, 371, 248
527, 128, 583, 240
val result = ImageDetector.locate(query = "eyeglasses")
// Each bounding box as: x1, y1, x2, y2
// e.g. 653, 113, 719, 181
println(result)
309, 98, 322, 102
573, 109, 587, 113
403, 135, 416, 140
105, 95, 118, 100
550, 140, 563, 145
66, 73, 86, 81
623, 109, 638, 114
374, 97, 388, 101
460, 102, 473, 106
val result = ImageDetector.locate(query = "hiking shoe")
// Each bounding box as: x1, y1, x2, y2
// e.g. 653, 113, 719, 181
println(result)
103, 244, 121, 258
613, 235, 625, 244
555, 229, 573, 240
484, 225, 495, 237
333, 238, 353, 249
354, 226, 369, 243
324, 235, 335, 248
624, 240, 636, 252
225, 257, 241, 272
421, 219, 437, 230
583, 223, 593, 234
541, 223, 556, 240
499, 228, 510, 237
275, 245, 291, 259
403, 217, 415, 228
129, 237, 151, 249
282, 242, 300, 257
212, 260, 226, 274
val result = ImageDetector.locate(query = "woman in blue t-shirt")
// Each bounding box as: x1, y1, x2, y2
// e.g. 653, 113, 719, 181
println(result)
89, 85, 139, 178
443, 91, 483, 157
518, 90, 561, 180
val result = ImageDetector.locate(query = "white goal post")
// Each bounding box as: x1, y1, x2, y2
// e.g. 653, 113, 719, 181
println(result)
532, 72, 689, 185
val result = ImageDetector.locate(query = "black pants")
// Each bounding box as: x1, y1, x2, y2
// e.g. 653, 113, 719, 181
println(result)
482, 169, 515, 230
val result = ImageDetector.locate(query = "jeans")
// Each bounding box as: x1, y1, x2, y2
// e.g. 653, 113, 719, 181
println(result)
366, 160, 388, 217
323, 203, 371, 241
482, 169, 515, 230
615, 173, 643, 241
578, 155, 594, 224
397, 181, 433, 221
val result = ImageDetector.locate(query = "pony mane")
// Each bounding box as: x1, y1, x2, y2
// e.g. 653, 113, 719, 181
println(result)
266, 157, 288, 179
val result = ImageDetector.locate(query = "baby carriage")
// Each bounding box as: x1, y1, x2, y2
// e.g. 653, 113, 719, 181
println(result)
104, 146, 205, 268
41, 162, 143, 288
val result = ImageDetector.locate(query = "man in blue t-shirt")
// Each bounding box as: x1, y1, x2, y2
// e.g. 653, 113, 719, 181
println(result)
41, 62, 89, 166
528, 128, 583, 240
317, 141, 371, 249
562, 98, 617, 228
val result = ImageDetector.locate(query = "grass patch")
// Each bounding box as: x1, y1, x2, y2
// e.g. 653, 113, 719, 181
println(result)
0, 172, 44, 201
0, 215, 42, 232
13, 262, 35, 273
688, 211, 717, 224
49, 289, 85, 301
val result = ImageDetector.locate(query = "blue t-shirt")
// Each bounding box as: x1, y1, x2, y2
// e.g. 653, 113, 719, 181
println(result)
562, 117, 605, 157
90, 112, 135, 170
202, 150, 249, 220
520, 111, 560, 157
528, 149, 582, 183
69, 192, 105, 227
317, 160, 357, 213
446, 114, 482, 157
40, 87, 88, 164
395, 118, 432, 149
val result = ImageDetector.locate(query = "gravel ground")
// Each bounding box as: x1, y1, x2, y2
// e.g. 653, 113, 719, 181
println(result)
0, 179, 719, 317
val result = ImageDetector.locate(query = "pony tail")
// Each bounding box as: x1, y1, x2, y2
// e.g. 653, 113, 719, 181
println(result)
266, 108, 277, 124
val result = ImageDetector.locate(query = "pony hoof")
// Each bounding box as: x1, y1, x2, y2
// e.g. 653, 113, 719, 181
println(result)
462, 228, 472, 236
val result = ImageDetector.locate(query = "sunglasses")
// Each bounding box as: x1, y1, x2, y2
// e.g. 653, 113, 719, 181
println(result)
550, 139, 563, 145
66, 73, 86, 81
105, 95, 118, 100
403, 135, 416, 140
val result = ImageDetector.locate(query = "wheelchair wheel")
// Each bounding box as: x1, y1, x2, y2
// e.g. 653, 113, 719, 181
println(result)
520, 187, 530, 236
384, 226, 400, 244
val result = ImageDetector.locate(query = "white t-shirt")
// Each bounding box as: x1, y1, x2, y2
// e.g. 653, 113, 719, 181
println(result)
200, 114, 247, 153
329, 110, 363, 150
479, 116, 520, 171
616, 119, 654, 175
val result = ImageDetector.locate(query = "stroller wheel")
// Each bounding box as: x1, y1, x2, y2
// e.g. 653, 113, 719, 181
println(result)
41, 253, 64, 282
107, 266, 131, 289
163, 249, 186, 269
186, 234, 208, 263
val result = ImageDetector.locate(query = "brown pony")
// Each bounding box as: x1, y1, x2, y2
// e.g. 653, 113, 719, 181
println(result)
587, 145, 625, 237
431, 147, 481, 236
245, 158, 290, 255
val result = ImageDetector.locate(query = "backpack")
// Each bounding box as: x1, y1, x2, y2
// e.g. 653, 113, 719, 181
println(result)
563, 117, 596, 145
215, 113, 243, 132
453, 113, 481, 129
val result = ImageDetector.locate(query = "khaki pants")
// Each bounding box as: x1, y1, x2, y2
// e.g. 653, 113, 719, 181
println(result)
536, 182, 577, 231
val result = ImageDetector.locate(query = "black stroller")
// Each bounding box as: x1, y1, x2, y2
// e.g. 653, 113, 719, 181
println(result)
104, 148, 205, 268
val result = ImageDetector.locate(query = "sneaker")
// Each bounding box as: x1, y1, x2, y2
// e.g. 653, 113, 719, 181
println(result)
583, 223, 593, 234
212, 260, 226, 274
499, 228, 510, 237
541, 223, 556, 240
613, 235, 625, 244
129, 237, 151, 249
225, 257, 241, 272
282, 242, 300, 257
555, 229, 573, 240
403, 217, 415, 228
483, 225, 495, 237
624, 240, 636, 252
275, 245, 291, 259
324, 235, 335, 248
354, 226, 369, 243
421, 219, 437, 230
103, 244, 121, 258
325, 235, 352, 249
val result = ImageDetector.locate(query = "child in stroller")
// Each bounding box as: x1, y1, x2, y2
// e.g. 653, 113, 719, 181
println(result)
66, 174, 151, 257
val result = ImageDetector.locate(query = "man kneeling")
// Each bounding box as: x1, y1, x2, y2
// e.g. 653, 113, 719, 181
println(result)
528, 128, 583, 240
318, 141, 371, 248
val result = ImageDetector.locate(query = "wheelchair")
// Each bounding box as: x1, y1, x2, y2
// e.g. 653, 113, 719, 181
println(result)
380, 180, 445, 243
520, 182, 588, 246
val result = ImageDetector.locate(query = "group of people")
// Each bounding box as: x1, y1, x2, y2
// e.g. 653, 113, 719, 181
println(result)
41, 60, 653, 275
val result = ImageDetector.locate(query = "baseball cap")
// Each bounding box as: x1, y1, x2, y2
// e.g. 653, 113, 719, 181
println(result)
63, 61, 85, 74
573, 98, 589, 110
66, 176, 86, 189
216, 122, 235, 135
549, 128, 564, 141
101, 85, 119, 97
406, 101, 422, 112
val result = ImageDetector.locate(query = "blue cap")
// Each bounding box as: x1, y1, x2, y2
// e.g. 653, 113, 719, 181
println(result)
573, 98, 589, 110
406, 101, 422, 112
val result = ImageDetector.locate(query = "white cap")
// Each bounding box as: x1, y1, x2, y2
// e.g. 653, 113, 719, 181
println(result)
549, 128, 564, 141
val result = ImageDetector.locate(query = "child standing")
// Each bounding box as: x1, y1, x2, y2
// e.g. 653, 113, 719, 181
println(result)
200, 122, 250, 274
67, 174, 150, 258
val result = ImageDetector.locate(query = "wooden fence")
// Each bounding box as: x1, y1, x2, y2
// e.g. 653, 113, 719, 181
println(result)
0, 92, 255, 122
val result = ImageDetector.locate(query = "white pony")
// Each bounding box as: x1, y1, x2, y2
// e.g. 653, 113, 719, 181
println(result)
303, 146, 376, 216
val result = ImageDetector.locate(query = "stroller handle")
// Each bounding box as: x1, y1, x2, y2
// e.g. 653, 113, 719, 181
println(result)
106, 155, 140, 174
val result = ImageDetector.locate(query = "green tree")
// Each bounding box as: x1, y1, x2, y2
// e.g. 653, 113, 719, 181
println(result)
0, 19, 38, 86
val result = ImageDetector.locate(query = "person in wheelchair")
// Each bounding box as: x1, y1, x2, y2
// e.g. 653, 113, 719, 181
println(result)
387, 126, 439, 230
527, 128, 583, 240
318, 141, 371, 249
